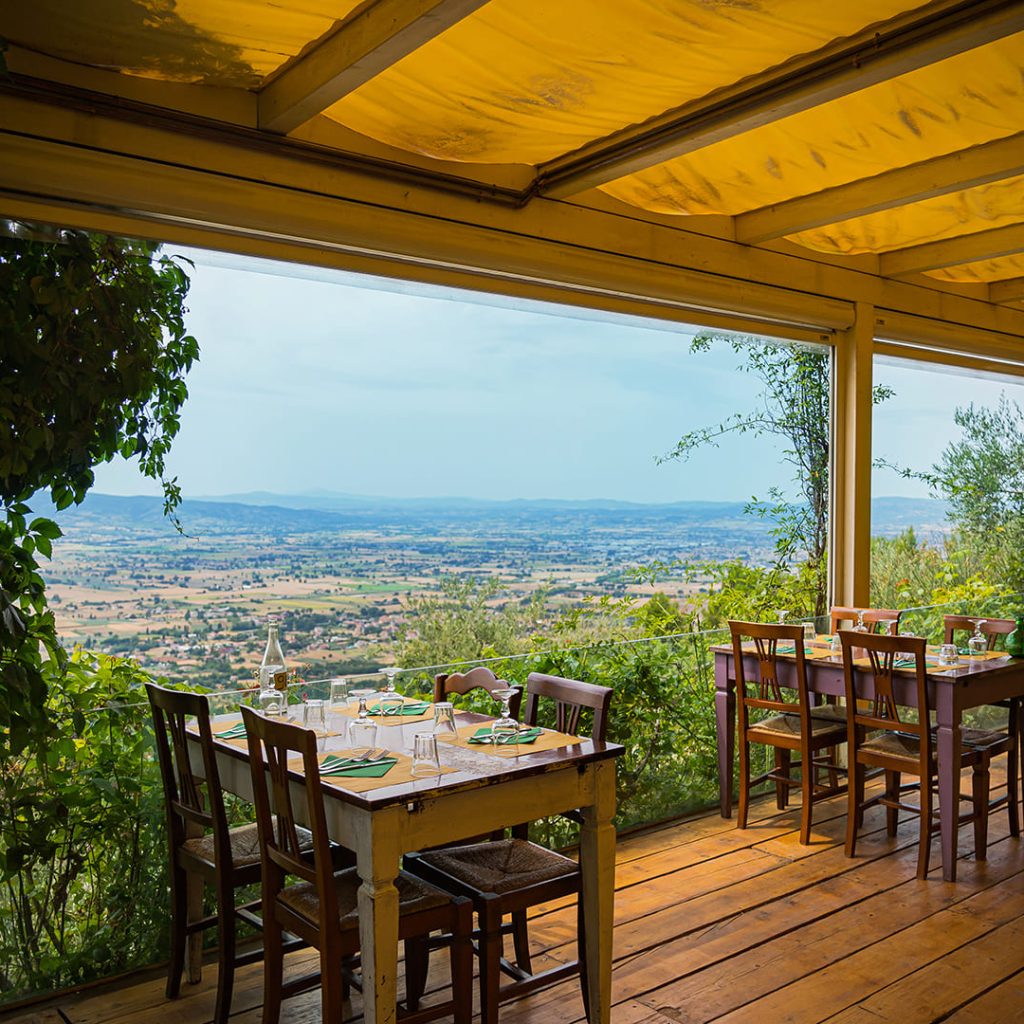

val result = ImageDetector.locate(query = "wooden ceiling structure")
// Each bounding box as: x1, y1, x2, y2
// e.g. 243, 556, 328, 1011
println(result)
2, 0, 1024, 605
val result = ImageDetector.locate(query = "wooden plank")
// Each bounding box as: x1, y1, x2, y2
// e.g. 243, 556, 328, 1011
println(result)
943, 969, 1024, 1022
711, 857, 1024, 1022
880, 223, 1024, 278
735, 133, 1024, 244
991, 277, 1024, 305
258, 0, 490, 134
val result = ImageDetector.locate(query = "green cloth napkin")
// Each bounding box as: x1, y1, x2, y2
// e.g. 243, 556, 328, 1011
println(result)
776, 644, 814, 654
469, 726, 542, 746
215, 722, 246, 739
319, 754, 397, 778
367, 701, 431, 717
894, 658, 940, 668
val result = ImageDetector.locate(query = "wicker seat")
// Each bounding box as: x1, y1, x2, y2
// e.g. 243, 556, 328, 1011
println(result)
405, 671, 613, 1024
731, 621, 847, 845
240, 707, 473, 1024
840, 631, 1014, 878
180, 821, 314, 869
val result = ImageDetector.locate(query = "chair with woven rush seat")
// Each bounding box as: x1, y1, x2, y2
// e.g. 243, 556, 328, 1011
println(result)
942, 615, 1020, 838
239, 706, 473, 1024
840, 630, 1014, 878
405, 671, 613, 1024
434, 665, 522, 719
730, 621, 847, 845
829, 606, 902, 634
147, 683, 293, 1024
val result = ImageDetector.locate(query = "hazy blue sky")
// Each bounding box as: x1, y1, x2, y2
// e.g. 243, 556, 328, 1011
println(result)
91, 247, 1024, 504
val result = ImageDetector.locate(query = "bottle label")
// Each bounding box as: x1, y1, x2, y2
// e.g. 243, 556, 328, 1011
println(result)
273, 670, 289, 691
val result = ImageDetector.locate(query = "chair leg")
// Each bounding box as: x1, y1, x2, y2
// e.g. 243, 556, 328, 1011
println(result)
478, 900, 503, 1024
212, 893, 236, 1024
166, 864, 188, 999
774, 748, 790, 809
510, 909, 533, 973
737, 738, 751, 830
320, 946, 345, 1023
917, 778, 933, 880
972, 759, 991, 862
403, 937, 429, 1012
450, 903, 474, 1024
885, 770, 901, 837
262, 918, 284, 1024
799, 748, 813, 845
846, 761, 863, 859
1008, 701, 1021, 838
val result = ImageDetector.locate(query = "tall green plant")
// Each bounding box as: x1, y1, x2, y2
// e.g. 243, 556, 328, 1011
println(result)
0, 224, 197, 755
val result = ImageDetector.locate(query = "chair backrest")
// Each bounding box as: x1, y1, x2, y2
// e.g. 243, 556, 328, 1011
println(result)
434, 666, 522, 719
829, 606, 902, 634
241, 707, 339, 930
523, 672, 612, 741
839, 630, 930, 759
942, 614, 1015, 650
146, 682, 230, 859
728, 621, 810, 734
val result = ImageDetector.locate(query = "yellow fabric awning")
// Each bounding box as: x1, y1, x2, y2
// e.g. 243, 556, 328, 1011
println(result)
4, 0, 1023, 285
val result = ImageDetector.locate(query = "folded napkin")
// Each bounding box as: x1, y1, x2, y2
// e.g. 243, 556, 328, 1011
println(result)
894, 658, 940, 668
319, 753, 397, 778
367, 701, 431, 717
215, 722, 246, 739
776, 645, 815, 655
469, 726, 543, 746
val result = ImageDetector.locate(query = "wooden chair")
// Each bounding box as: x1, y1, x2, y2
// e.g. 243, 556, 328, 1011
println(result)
730, 621, 847, 845
942, 615, 1021, 838
830, 606, 902, 634
146, 683, 273, 1024
405, 671, 613, 1024
239, 706, 473, 1024
840, 630, 1015, 878
434, 665, 522, 719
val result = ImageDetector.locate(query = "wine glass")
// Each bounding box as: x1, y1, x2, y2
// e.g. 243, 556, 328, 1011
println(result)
380, 666, 400, 696
968, 619, 988, 657
854, 610, 867, 631
349, 694, 378, 755
491, 686, 521, 744
776, 610, 789, 625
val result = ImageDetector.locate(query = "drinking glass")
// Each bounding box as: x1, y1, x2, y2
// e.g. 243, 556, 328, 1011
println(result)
258, 687, 285, 716
802, 622, 815, 644
328, 677, 350, 710
302, 699, 327, 750
968, 619, 988, 657
432, 701, 458, 737
411, 733, 441, 776
776, 610, 789, 625
938, 644, 960, 666
880, 619, 898, 637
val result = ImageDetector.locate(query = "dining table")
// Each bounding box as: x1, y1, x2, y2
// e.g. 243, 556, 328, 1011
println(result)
189, 698, 623, 1024
712, 637, 1024, 881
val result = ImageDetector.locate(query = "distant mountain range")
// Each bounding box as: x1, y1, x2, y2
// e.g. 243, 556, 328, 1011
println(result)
45, 491, 950, 539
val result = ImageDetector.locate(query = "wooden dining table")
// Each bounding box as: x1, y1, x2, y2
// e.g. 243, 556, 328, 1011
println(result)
190, 704, 623, 1024
713, 639, 1024, 881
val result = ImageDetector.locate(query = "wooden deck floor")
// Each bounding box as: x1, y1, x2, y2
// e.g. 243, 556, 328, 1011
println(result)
7, 772, 1024, 1024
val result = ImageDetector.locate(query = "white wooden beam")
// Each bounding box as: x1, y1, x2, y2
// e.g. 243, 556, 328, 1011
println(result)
735, 132, 1024, 244
991, 276, 1024, 304
880, 223, 1024, 277
536, 0, 1024, 199
259, 0, 491, 135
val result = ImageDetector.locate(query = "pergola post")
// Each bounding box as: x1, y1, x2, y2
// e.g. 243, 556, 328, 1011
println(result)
830, 301, 875, 607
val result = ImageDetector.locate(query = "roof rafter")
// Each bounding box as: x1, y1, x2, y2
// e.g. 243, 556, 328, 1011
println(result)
734, 132, 1024, 245
534, 0, 1024, 199
991, 277, 1024, 303
259, 0, 491, 135
880, 223, 1024, 277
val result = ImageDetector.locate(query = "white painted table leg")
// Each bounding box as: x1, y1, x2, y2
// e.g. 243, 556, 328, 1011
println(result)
355, 808, 401, 1024
580, 759, 616, 1024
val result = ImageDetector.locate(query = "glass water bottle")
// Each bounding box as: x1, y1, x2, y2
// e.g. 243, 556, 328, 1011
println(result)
260, 623, 289, 692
